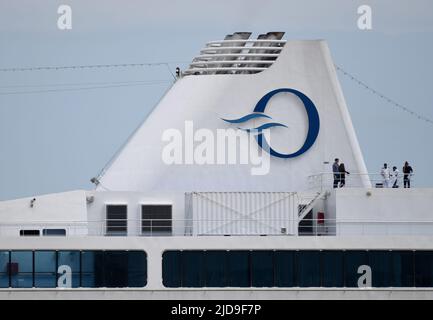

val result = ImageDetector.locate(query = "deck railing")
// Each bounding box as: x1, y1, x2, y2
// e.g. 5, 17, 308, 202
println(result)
307, 172, 415, 192
1, 217, 432, 237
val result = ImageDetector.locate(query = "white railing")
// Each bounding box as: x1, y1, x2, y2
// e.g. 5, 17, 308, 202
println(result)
205, 39, 287, 46
1, 217, 433, 237
308, 172, 415, 192
184, 39, 286, 76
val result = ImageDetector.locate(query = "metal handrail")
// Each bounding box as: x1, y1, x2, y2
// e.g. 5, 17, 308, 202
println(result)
2, 218, 433, 224
190, 60, 274, 66
206, 39, 286, 45
2, 218, 433, 237
200, 46, 284, 53
183, 67, 267, 75
307, 172, 415, 192
194, 53, 280, 60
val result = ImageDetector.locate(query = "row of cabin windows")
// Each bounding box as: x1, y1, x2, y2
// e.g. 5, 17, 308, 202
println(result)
106, 204, 172, 236
0, 250, 146, 288
3, 249, 433, 289
162, 250, 433, 288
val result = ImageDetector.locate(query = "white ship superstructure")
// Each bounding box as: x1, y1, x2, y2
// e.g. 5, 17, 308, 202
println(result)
0, 32, 432, 300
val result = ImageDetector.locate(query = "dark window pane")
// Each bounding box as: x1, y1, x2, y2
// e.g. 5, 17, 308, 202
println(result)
182, 251, 204, 287
0, 251, 9, 288
142, 205, 172, 235
344, 251, 367, 287
251, 251, 274, 287
368, 251, 391, 287
274, 251, 295, 287
205, 251, 226, 287
19, 230, 39, 236
127, 251, 147, 287
10, 251, 33, 288
103, 251, 128, 287
296, 251, 320, 287
227, 251, 250, 287
162, 251, 181, 287
43, 229, 66, 236
106, 205, 127, 235
391, 251, 414, 287
34, 251, 56, 288
80, 251, 146, 288
81, 251, 100, 287
58, 251, 81, 288
415, 251, 433, 287
322, 251, 344, 287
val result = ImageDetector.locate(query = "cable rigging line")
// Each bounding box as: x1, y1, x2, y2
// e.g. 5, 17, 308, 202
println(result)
0, 61, 190, 72
335, 64, 433, 126
0, 79, 171, 89
0, 80, 172, 96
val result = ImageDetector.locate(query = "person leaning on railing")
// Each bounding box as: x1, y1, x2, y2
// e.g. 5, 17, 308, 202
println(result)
338, 163, 350, 188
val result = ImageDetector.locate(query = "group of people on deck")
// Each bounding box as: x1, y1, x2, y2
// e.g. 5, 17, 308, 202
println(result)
380, 161, 414, 188
332, 159, 414, 188
332, 158, 350, 188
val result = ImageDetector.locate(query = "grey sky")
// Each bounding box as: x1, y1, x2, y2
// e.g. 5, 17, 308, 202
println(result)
1, 0, 432, 200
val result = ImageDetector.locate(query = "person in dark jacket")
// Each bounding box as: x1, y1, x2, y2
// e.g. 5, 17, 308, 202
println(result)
338, 163, 350, 187
403, 161, 414, 188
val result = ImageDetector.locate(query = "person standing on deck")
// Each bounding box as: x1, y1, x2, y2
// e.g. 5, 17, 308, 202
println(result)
338, 163, 350, 187
332, 158, 340, 188
391, 166, 400, 188
381, 163, 391, 188
403, 161, 414, 188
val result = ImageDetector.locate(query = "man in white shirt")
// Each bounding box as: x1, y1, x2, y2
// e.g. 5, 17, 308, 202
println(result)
391, 166, 399, 188
381, 163, 390, 188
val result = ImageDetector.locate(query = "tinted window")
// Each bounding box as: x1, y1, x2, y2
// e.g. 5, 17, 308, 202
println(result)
43, 229, 66, 236
127, 251, 147, 287
104, 251, 129, 287
142, 205, 172, 235
344, 251, 367, 287
0, 250, 146, 289
296, 251, 320, 287
10, 251, 33, 288
204, 251, 226, 287
162, 251, 181, 287
58, 251, 81, 288
81, 251, 98, 287
227, 251, 250, 287
141, 205, 171, 235
251, 251, 274, 287
415, 251, 433, 287
106, 205, 127, 235
322, 251, 344, 287
0, 251, 9, 288
391, 251, 414, 287
274, 251, 295, 287
34, 251, 56, 288
19, 230, 40, 236
368, 251, 391, 287
182, 251, 205, 287
160, 250, 433, 289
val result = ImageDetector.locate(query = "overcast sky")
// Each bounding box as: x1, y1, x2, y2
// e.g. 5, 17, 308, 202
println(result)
1, 0, 433, 200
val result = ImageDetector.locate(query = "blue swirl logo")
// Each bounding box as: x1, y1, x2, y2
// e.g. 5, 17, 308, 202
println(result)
221, 88, 320, 158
